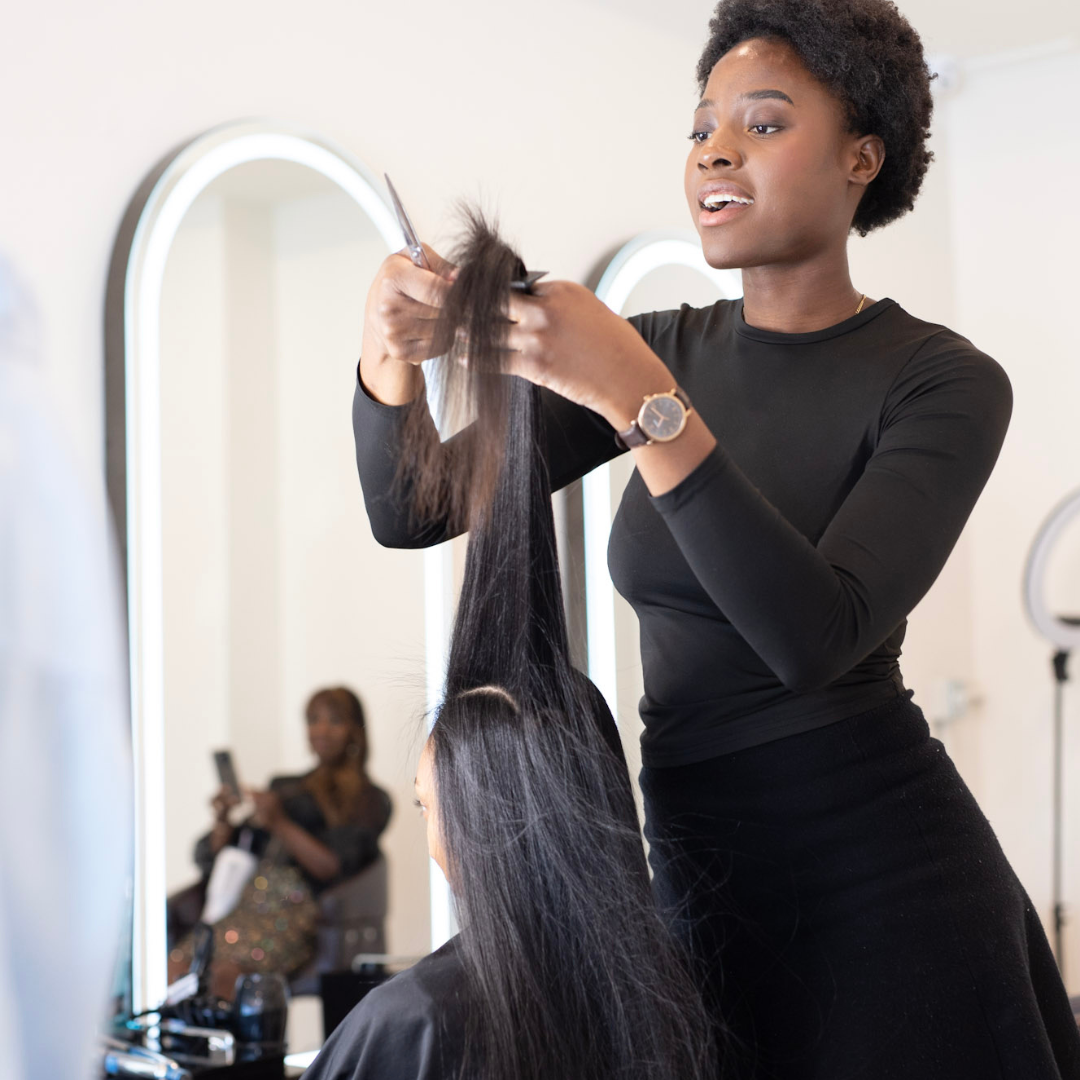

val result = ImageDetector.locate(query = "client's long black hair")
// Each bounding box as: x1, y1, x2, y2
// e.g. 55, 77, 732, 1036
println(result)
420, 213, 715, 1080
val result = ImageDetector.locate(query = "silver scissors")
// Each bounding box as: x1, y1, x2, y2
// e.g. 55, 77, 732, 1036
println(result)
384, 173, 548, 293
385, 173, 430, 271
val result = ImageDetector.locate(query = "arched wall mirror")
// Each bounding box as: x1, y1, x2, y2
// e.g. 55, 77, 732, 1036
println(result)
585, 231, 741, 793
105, 121, 454, 1015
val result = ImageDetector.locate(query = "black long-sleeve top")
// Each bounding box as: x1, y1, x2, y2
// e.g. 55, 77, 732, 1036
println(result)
353, 298, 1011, 767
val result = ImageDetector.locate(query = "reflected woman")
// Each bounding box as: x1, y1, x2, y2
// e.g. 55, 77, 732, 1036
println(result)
170, 687, 391, 995
350, 0, 1080, 1075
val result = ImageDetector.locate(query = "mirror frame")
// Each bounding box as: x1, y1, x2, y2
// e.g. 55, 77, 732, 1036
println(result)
104, 119, 454, 1013
585, 231, 741, 711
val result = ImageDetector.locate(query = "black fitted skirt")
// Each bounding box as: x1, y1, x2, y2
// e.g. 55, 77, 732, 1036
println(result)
640, 693, 1080, 1080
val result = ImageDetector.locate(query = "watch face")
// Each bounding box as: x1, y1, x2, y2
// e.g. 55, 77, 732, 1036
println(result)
640, 394, 687, 442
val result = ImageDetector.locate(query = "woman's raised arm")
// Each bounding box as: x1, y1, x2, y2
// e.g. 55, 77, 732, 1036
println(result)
355, 260, 624, 548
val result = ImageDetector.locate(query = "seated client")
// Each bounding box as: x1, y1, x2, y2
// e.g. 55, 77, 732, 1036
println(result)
307, 681, 713, 1080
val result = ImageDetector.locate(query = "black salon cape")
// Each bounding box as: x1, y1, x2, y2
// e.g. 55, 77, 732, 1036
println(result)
303, 938, 468, 1080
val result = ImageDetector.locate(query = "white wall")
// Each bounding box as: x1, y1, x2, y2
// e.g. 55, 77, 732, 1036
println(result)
945, 48, 1080, 985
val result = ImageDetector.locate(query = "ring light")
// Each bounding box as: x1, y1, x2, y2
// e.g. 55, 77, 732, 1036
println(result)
1024, 487, 1080, 650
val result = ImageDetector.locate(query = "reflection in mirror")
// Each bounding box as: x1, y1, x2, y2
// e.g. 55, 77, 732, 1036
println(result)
587, 232, 741, 804
157, 157, 430, 990
106, 125, 453, 1019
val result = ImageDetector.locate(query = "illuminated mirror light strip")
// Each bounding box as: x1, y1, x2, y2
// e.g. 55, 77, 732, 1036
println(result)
1025, 488, 1080, 650
587, 231, 741, 719
122, 121, 452, 1010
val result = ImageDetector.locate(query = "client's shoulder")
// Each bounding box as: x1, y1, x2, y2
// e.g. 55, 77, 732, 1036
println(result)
369, 937, 466, 1013
303, 939, 467, 1080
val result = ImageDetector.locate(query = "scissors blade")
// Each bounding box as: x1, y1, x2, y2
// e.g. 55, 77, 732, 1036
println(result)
384, 173, 430, 270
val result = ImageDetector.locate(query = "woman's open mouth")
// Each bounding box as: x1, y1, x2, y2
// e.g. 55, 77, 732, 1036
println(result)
698, 191, 754, 227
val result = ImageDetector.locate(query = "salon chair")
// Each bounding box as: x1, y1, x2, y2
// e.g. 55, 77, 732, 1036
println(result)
288, 853, 388, 997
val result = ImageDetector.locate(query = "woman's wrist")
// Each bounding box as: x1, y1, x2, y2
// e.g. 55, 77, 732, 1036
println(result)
596, 351, 680, 433
359, 331, 425, 407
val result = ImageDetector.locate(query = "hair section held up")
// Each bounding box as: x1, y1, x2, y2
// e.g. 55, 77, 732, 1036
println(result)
399, 206, 532, 534
420, 207, 717, 1080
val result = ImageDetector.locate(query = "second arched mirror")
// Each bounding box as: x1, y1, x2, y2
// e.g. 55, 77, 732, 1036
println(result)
584, 231, 741, 794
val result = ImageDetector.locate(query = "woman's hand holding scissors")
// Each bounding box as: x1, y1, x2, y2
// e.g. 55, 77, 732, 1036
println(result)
364, 176, 712, 494
360, 243, 458, 406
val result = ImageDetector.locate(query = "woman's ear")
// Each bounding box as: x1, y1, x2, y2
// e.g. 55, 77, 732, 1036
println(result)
850, 134, 885, 189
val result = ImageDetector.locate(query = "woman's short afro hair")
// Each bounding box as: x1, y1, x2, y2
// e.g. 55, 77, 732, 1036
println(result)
697, 0, 934, 235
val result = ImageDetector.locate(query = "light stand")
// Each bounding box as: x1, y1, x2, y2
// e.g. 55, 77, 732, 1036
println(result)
1023, 488, 1080, 979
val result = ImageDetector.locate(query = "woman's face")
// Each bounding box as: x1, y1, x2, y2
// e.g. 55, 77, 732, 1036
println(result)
306, 702, 356, 766
414, 738, 448, 880
684, 36, 882, 271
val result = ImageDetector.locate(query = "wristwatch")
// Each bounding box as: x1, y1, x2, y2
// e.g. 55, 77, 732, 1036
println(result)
615, 386, 693, 449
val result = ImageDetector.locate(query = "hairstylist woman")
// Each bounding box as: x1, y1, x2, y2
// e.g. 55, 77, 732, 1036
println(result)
351, 1, 1080, 1075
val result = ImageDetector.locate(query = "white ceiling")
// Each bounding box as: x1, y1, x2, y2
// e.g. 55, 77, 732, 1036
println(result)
582, 0, 1078, 63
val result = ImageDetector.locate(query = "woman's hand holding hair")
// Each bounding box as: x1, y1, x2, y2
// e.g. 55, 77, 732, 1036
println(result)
360, 243, 457, 406
505, 282, 717, 496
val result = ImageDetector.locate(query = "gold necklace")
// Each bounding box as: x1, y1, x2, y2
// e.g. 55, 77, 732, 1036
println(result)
855, 293, 867, 315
